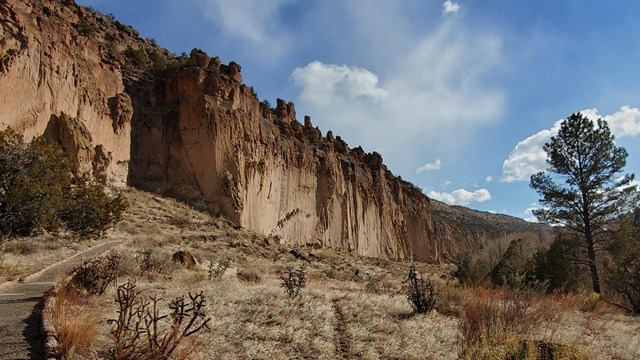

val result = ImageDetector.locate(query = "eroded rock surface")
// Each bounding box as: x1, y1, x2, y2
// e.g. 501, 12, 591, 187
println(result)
0, 0, 550, 262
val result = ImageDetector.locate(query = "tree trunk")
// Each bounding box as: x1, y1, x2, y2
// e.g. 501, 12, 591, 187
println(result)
586, 235, 601, 294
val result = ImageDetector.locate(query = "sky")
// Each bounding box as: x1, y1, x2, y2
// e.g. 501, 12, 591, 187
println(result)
77, 0, 640, 221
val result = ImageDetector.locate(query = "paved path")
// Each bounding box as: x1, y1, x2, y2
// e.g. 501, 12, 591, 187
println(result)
0, 240, 124, 359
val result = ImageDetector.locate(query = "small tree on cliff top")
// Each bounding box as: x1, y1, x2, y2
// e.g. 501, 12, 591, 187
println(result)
530, 113, 638, 293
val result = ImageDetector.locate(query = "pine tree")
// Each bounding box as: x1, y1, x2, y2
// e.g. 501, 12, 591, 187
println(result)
530, 113, 638, 293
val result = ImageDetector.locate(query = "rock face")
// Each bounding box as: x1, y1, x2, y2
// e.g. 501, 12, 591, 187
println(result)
0, 0, 551, 262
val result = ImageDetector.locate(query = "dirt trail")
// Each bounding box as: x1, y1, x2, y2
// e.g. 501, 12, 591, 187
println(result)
0, 240, 124, 359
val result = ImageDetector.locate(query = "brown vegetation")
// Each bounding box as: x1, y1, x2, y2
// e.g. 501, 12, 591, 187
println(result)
35, 189, 640, 359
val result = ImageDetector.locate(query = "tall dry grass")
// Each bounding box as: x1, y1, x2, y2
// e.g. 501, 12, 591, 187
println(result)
50, 288, 97, 359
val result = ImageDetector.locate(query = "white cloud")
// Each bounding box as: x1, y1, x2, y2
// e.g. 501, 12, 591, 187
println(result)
291, 21, 504, 172
427, 188, 491, 206
416, 159, 442, 173
291, 61, 389, 106
580, 106, 640, 137
442, 1, 460, 15
501, 106, 640, 183
485, 176, 493, 183
198, 0, 294, 59
521, 205, 542, 223
501, 120, 562, 183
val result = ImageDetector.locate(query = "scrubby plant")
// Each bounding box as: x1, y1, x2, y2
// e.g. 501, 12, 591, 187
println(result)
605, 216, 640, 313
0, 129, 126, 238
281, 264, 307, 299
148, 50, 167, 70
207, 259, 230, 281
237, 268, 262, 284
123, 46, 148, 67
453, 256, 487, 286
75, 18, 96, 36
490, 239, 528, 287
525, 234, 582, 293
61, 178, 127, 238
405, 264, 437, 313
68, 253, 120, 295
136, 249, 166, 274
108, 280, 211, 359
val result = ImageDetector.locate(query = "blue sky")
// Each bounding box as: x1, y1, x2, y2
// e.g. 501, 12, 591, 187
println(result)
77, 0, 640, 221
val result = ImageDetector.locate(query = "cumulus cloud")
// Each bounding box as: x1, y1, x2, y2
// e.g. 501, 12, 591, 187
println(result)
501, 106, 640, 183
485, 176, 493, 183
442, 1, 460, 15
427, 188, 491, 206
198, 0, 294, 59
291, 21, 504, 172
521, 205, 544, 223
580, 106, 640, 137
416, 159, 442, 173
291, 61, 389, 106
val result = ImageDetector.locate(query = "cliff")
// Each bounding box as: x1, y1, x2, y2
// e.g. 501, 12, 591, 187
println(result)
0, 0, 551, 262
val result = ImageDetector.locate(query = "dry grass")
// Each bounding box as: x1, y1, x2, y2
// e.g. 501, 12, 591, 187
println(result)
38, 188, 640, 359
50, 288, 97, 359
237, 268, 263, 284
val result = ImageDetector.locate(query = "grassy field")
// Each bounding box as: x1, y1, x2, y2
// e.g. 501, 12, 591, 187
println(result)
16, 189, 640, 359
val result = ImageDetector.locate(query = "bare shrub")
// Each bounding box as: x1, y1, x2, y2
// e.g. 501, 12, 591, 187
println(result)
108, 280, 211, 359
68, 253, 120, 295
459, 287, 538, 356
136, 249, 166, 274
364, 274, 381, 295
281, 264, 307, 299
405, 264, 437, 313
51, 288, 97, 358
237, 268, 262, 284
168, 214, 192, 228
208, 259, 230, 281
434, 285, 463, 317
3, 238, 42, 255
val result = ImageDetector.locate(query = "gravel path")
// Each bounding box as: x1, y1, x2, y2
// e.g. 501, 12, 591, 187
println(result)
0, 240, 125, 359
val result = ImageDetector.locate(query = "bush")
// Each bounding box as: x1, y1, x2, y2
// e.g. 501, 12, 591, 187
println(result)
68, 253, 120, 295
526, 234, 582, 293
75, 18, 96, 36
124, 46, 148, 67
281, 264, 306, 299
490, 239, 527, 287
109, 281, 211, 359
237, 268, 262, 284
453, 256, 487, 286
459, 287, 537, 356
148, 50, 167, 70
0, 129, 126, 238
405, 264, 437, 313
137, 249, 166, 274
605, 216, 640, 313
208, 259, 229, 281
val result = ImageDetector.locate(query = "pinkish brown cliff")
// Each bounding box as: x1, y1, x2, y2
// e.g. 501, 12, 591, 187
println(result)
0, 0, 550, 262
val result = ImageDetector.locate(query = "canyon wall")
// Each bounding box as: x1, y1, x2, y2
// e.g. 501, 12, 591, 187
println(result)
0, 0, 550, 262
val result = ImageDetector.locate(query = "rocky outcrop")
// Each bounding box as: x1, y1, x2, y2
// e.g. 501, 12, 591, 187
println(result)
0, 0, 551, 262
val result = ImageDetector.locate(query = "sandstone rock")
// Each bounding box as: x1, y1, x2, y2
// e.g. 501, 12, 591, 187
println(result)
189, 48, 210, 68
227, 61, 242, 83
108, 93, 132, 134
208, 56, 221, 71
326, 130, 334, 142
92, 144, 112, 183
57, 113, 95, 176
172, 250, 197, 268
